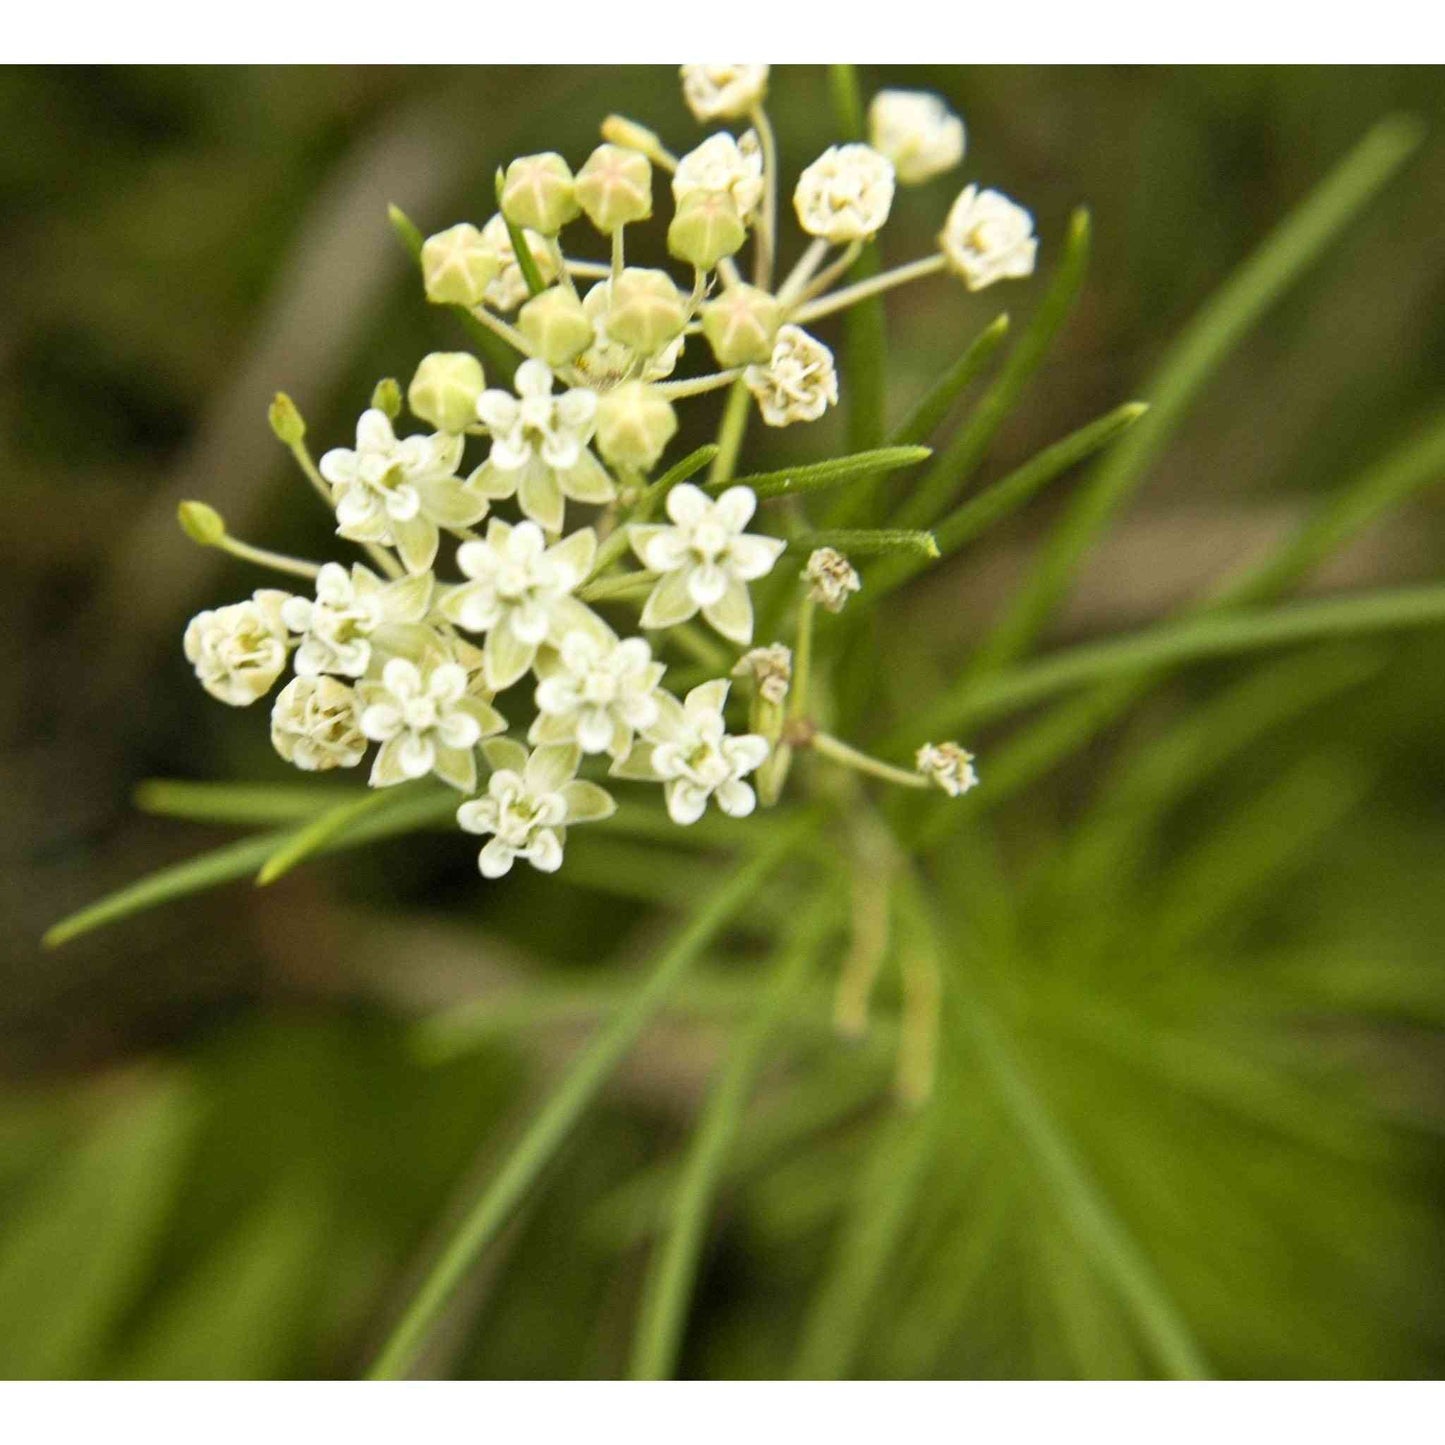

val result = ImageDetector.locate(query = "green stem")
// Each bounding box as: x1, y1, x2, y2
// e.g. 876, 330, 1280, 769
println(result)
709, 376, 752, 485
789, 594, 816, 724
214, 534, 320, 582
366, 819, 812, 1379
750, 106, 779, 289
811, 731, 929, 790
790, 254, 946, 325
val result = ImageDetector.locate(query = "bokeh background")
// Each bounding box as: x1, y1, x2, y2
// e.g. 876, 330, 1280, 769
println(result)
2, 65, 1443, 1379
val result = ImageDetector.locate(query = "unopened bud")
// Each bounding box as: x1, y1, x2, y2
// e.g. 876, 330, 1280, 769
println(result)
178, 500, 226, 547
408, 352, 485, 434
605, 268, 688, 357
668, 190, 746, 270
501, 152, 580, 237
421, 222, 500, 307
701, 283, 781, 366
518, 286, 596, 368
267, 392, 305, 446
575, 144, 653, 233
601, 115, 671, 167
370, 377, 402, 420
594, 381, 678, 472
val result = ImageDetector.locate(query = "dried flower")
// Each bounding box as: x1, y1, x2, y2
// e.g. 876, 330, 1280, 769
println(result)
915, 741, 979, 797
734, 644, 792, 706
745, 324, 838, 428
803, 547, 861, 613
939, 185, 1037, 291
794, 144, 896, 242
679, 65, 768, 122
184, 591, 291, 706
672, 131, 764, 220
270, 675, 367, 771
868, 90, 965, 186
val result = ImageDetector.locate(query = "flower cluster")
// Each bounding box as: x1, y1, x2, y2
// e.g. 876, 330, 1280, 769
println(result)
182, 69, 1003, 880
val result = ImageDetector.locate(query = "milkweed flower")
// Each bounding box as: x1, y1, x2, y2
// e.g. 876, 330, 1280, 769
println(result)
629, 483, 786, 645
531, 624, 665, 757
472, 359, 614, 534
868, 90, 965, 186
803, 547, 861, 613
745, 324, 838, 428
270, 675, 367, 771
319, 408, 482, 574
680, 65, 768, 122
672, 131, 764, 221
280, 563, 433, 679
939, 185, 1038, 290
440, 519, 597, 690
357, 653, 505, 792
184, 590, 291, 706
794, 144, 896, 243
613, 679, 770, 825
459, 739, 616, 877
915, 740, 979, 796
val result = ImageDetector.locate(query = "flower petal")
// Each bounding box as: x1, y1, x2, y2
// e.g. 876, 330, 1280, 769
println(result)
561, 779, 617, 823
702, 577, 754, 645
639, 569, 699, 631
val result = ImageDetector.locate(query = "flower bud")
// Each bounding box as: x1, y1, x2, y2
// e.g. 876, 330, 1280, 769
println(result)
575, 144, 653, 233
178, 499, 226, 547
667, 191, 746, 270
421, 222, 500, 307
605, 268, 688, 357
594, 381, 678, 472
267, 392, 305, 445
518, 286, 596, 368
701, 283, 781, 366
601, 115, 671, 166
408, 352, 486, 434
501, 152, 580, 237
370, 377, 403, 420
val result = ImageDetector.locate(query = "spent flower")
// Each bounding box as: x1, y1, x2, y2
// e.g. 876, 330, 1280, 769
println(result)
270, 675, 367, 771
868, 90, 965, 185
915, 741, 979, 797
794, 144, 896, 242
184, 591, 291, 707
940, 185, 1038, 290
680, 65, 768, 122
746, 325, 838, 427
804, 547, 861, 613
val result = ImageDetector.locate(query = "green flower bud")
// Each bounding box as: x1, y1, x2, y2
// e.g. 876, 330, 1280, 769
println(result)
701, 283, 781, 366
518, 287, 595, 368
600, 115, 670, 167
575, 144, 653, 233
178, 500, 226, 547
667, 191, 746, 270
595, 381, 678, 472
370, 377, 403, 420
267, 392, 305, 445
501, 153, 580, 237
605, 268, 688, 357
408, 352, 486, 434
421, 223, 500, 307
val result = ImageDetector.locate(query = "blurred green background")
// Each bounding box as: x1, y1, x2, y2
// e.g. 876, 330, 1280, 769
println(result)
2, 65, 1444, 1379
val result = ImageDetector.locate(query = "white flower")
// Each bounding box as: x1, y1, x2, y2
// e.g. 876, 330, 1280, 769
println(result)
868, 90, 965, 186
357, 654, 504, 792
672, 131, 764, 221
734, 643, 791, 706
613, 679, 769, 826
279, 563, 433, 679
915, 741, 979, 797
270, 675, 367, 771
319, 408, 483, 574
478, 213, 558, 312
440, 518, 598, 690
939, 185, 1037, 291
745, 325, 838, 428
679, 65, 768, 122
793, 144, 895, 243
531, 622, 665, 758
183, 590, 290, 706
472, 359, 614, 533
458, 739, 616, 878
803, 547, 861, 613
629, 483, 785, 645
573, 280, 685, 387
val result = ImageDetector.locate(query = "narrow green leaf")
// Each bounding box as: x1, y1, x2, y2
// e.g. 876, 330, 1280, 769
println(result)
134, 779, 366, 827
255, 787, 398, 886
789, 527, 939, 559
826, 63, 865, 141
893, 313, 1013, 452
896, 208, 1092, 532
367, 815, 817, 1380
494, 167, 546, 299
715, 445, 931, 501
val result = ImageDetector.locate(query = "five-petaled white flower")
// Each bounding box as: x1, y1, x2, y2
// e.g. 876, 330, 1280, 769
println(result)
679, 65, 768, 122
573, 280, 685, 387
319, 408, 484, 574
531, 622, 666, 758
441, 518, 597, 690
270, 675, 367, 771
613, 679, 769, 825
472, 359, 614, 534
745, 325, 839, 428
280, 563, 433, 679
478, 213, 558, 312
868, 90, 965, 186
184, 590, 291, 706
358, 653, 504, 792
672, 131, 764, 221
939, 185, 1037, 291
794, 144, 896, 243
629, 483, 785, 645
915, 741, 979, 797
459, 739, 616, 877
